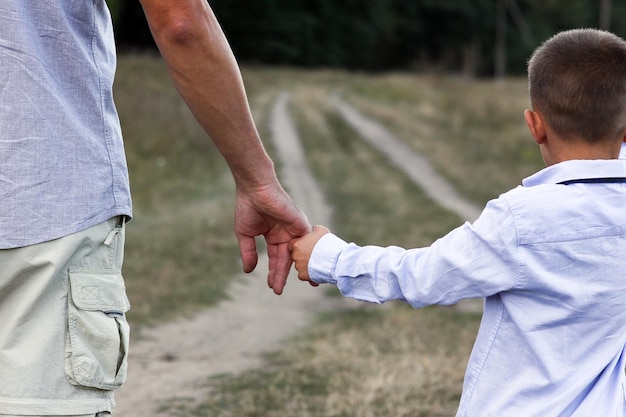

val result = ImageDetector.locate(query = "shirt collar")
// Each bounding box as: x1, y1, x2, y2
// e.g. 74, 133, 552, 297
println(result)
522, 159, 626, 187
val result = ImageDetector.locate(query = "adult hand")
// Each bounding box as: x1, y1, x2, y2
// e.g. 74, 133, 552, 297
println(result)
288, 225, 330, 284
139, 0, 310, 294
235, 182, 311, 295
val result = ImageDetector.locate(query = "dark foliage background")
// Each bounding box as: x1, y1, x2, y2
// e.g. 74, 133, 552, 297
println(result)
108, 0, 626, 75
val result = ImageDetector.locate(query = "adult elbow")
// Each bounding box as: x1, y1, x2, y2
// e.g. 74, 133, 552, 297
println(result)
142, 1, 211, 48
154, 13, 202, 47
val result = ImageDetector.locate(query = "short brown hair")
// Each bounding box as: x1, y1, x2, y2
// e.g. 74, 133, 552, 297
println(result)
527, 29, 626, 143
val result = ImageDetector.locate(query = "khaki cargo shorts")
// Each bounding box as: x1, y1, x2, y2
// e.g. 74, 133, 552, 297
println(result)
0, 217, 130, 416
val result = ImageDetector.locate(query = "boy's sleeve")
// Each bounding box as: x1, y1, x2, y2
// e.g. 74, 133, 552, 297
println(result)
308, 233, 349, 285
306, 197, 519, 307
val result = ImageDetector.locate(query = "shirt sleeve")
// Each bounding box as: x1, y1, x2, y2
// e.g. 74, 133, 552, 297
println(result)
308, 196, 520, 307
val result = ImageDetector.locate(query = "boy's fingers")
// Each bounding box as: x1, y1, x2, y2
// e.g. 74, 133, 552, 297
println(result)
289, 225, 331, 285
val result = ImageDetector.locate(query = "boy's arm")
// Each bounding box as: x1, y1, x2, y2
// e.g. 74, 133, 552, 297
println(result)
138, 0, 310, 294
291, 199, 519, 306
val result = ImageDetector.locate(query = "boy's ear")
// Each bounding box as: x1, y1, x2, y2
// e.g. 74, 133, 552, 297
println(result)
524, 109, 547, 144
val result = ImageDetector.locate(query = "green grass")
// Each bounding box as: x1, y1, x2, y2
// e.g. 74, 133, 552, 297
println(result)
116, 58, 540, 415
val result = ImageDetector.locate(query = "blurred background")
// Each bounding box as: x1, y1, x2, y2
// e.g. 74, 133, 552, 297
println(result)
107, 0, 622, 77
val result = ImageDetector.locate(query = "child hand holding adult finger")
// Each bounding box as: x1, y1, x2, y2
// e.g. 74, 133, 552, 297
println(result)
289, 225, 330, 285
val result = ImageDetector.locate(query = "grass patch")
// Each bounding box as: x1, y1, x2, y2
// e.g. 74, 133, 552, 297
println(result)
163, 305, 480, 417
339, 73, 544, 204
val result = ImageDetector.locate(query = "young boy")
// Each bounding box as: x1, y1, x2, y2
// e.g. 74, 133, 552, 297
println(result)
289, 29, 626, 416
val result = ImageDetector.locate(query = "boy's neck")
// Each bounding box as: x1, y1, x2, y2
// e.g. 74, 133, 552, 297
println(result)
543, 136, 623, 165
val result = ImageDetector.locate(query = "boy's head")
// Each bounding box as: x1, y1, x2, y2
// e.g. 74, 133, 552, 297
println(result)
527, 29, 626, 145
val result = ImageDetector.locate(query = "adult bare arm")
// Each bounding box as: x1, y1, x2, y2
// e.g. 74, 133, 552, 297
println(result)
137, 0, 311, 294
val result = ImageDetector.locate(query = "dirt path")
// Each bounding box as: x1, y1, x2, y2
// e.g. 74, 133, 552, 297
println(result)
330, 95, 483, 314
330, 95, 482, 222
113, 91, 350, 416
113, 91, 481, 416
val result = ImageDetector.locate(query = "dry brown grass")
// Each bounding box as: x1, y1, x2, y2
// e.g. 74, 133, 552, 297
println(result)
171, 306, 479, 417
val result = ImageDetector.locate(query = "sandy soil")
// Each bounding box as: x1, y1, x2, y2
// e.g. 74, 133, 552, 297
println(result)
113, 92, 481, 416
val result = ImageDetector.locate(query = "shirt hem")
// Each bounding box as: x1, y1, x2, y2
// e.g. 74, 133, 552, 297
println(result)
0, 207, 133, 249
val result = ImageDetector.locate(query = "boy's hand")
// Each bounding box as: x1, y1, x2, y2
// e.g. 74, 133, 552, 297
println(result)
288, 225, 330, 285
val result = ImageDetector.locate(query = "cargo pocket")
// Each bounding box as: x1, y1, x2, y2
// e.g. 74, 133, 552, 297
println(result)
66, 271, 131, 390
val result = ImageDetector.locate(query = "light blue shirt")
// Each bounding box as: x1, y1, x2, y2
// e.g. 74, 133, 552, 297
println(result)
309, 159, 626, 416
0, 1, 132, 248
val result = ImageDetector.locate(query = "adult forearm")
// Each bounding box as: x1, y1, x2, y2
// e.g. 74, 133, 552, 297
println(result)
138, 0, 277, 189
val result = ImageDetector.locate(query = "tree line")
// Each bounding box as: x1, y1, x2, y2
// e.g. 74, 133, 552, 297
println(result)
107, 0, 625, 76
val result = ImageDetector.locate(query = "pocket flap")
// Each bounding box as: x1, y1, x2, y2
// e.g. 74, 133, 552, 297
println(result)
69, 271, 131, 313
